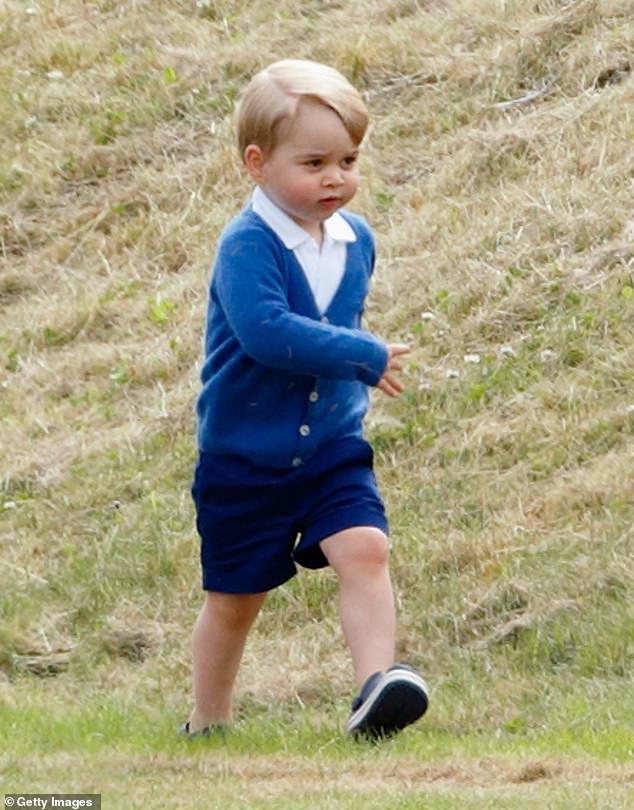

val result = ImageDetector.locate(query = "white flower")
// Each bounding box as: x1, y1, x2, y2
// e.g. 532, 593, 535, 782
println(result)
446, 368, 460, 379
500, 345, 516, 357
421, 311, 436, 321
464, 353, 481, 364
540, 349, 557, 361
46, 70, 64, 81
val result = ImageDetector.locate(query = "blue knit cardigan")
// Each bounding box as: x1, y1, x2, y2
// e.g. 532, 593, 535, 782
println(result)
196, 205, 388, 468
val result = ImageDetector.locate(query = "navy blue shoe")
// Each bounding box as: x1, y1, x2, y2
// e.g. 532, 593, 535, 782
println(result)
179, 721, 226, 740
347, 664, 429, 739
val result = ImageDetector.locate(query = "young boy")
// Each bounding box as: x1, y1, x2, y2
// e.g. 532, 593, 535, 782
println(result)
184, 59, 428, 740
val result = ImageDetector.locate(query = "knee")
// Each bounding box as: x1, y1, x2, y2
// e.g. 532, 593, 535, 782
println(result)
323, 527, 390, 574
358, 528, 390, 568
203, 591, 266, 630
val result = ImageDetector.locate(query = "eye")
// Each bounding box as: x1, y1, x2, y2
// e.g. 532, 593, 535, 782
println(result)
305, 159, 322, 168
342, 155, 358, 168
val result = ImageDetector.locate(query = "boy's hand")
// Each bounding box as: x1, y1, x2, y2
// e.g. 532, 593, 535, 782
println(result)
377, 343, 410, 398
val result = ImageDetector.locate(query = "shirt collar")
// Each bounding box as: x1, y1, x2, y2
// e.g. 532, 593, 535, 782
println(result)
251, 186, 356, 249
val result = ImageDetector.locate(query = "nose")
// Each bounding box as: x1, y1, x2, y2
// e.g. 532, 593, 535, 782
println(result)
322, 166, 344, 187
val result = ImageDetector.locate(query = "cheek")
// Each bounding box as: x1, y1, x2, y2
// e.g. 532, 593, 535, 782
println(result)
344, 172, 359, 196
288, 176, 319, 204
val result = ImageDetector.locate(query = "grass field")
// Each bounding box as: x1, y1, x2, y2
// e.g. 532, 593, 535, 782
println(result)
1, 0, 633, 807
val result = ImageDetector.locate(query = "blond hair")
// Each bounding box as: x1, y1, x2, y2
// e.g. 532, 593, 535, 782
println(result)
235, 59, 368, 160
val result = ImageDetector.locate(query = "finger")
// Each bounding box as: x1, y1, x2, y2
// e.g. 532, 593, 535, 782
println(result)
386, 369, 405, 388
388, 343, 410, 358
377, 378, 398, 398
380, 373, 404, 396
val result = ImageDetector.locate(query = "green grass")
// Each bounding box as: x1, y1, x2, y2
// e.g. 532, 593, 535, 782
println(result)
1, 673, 633, 806
1, 700, 632, 808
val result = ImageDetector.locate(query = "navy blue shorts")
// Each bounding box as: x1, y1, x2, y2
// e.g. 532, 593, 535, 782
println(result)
191, 436, 388, 594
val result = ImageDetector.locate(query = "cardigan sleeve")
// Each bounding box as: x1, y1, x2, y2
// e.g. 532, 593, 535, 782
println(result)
214, 229, 388, 386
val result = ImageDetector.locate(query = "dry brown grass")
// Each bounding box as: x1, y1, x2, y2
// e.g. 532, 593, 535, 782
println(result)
2, 0, 633, 486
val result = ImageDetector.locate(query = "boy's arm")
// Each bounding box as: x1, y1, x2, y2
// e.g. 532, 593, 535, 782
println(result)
215, 233, 388, 386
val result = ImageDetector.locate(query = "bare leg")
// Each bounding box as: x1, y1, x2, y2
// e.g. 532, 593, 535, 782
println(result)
320, 527, 395, 688
188, 590, 267, 731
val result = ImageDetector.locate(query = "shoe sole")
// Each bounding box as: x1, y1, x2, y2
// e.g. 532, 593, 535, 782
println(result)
347, 668, 429, 739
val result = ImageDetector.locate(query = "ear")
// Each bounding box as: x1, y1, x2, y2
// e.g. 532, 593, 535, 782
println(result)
243, 144, 267, 183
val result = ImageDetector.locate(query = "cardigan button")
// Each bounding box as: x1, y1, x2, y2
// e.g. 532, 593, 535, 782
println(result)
299, 424, 311, 437
292, 457, 303, 467
309, 391, 319, 403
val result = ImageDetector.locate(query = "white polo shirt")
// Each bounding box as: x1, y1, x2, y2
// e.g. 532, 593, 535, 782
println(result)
251, 186, 357, 314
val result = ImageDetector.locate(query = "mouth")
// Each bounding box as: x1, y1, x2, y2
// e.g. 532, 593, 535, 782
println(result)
318, 197, 341, 208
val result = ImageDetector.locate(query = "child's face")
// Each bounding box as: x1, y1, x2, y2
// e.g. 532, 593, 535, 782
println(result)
245, 98, 360, 240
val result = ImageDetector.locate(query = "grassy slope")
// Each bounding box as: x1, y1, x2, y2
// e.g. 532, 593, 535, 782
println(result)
1, 0, 633, 806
